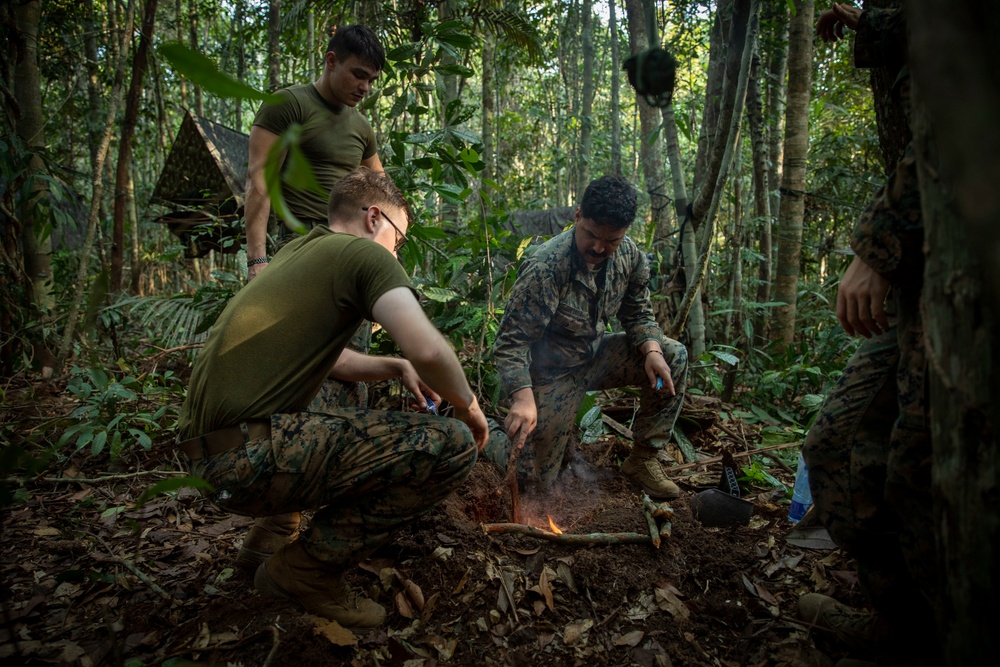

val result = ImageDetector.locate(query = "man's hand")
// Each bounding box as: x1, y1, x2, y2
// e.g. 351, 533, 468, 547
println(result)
643, 348, 676, 395
454, 396, 489, 452
397, 358, 441, 411
247, 261, 268, 281
817, 3, 862, 42
505, 388, 538, 451
836, 256, 891, 338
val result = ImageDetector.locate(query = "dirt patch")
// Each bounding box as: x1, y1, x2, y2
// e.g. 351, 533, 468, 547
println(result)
1, 380, 865, 666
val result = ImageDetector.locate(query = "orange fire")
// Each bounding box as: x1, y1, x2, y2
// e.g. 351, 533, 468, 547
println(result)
547, 515, 564, 534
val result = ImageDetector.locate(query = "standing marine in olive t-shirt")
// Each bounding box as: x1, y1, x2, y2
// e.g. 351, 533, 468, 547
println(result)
177, 170, 489, 630
244, 24, 385, 280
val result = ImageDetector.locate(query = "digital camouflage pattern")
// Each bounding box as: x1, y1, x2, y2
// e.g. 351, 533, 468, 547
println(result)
512, 333, 686, 487
804, 6, 937, 663
493, 228, 688, 488
191, 408, 476, 567
494, 229, 664, 395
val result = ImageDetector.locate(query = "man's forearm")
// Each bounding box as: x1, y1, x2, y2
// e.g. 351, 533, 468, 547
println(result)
406, 335, 477, 410
329, 349, 405, 383
244, 183, 271, 260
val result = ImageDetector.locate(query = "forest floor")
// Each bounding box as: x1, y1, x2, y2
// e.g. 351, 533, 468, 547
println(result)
1, 376, 868, 667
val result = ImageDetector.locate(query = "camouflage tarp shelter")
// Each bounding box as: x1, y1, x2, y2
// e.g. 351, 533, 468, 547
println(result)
151, 111, 248, 257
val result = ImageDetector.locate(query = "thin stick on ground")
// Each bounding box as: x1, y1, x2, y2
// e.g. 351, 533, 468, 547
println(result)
503, 445, 523, 523
670, 441, 802, 474
483, 523, 652, 545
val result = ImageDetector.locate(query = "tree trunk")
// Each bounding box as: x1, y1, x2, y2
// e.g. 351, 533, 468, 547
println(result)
623, 0, 668, 232
481, 36, 496, 185
907, 1, 1000, 663
609, 0, 622, 176
176, 0, 187, 107
770, 0, 814, 347
692, 1, 729, 198
747, 52, 771, 343
191, 0, 204, 113
267, 0, 280, 91
670, 0, 759, 353
111, 0, 158, 293
58, 0, 136, 365
577, 0, 596, 195
13, 0, 53, 313
236, 0, 246, 127
764, 5, 788, 251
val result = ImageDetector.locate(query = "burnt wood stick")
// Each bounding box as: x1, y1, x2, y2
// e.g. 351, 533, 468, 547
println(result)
641, 494, 675, 519
503, 443, 523, 523
482, 523, 653, 545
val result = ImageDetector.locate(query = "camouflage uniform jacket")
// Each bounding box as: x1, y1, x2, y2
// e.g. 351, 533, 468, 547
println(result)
493, 229, 662, 397
851, 6, 921, 286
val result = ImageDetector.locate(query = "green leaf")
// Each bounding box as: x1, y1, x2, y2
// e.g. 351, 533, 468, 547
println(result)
158, 41, 278, 103
434, 63, 475, 78
135, 476, 215, 507
708, 350, 739, 366
575, 392, 597, 424
386, 42, 422, 61
421, 286, 460, 303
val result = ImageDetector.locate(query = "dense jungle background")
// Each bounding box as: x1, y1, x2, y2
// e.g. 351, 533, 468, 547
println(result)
2, 0, 998, 665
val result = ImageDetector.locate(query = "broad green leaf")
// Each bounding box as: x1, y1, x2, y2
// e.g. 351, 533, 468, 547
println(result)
421, 286, 460, 303
708, 350, 739, 366
158, 42, 278, 103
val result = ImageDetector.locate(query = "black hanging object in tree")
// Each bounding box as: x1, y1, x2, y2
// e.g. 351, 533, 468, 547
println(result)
624, 47, 678, 108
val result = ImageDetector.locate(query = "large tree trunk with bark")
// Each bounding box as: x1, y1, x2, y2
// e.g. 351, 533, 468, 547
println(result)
669, 0, 759, 356
13, 0, 52, 313
770, 0, 814, 347
111, 0, 158, 293
747, 52, 771, 344
907, 1, 1000, 663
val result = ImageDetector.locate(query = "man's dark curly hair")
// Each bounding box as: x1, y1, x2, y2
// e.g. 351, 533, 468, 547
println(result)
327, 24, 385, 72
579, 175, 638, 230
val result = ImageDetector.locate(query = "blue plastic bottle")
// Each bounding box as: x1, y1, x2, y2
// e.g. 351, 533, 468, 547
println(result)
788, 452, 813, 523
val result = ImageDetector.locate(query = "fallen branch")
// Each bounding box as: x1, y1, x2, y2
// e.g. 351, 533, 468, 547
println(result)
11, 470, 186, 485
483, 523, 651, 545
642, 506, 661, 549
668, 441, 802, 475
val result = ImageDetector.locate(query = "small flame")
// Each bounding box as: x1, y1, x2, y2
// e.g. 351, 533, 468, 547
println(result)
547, 515, 563, 534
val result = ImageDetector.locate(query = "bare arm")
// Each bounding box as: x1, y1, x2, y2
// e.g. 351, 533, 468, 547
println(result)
245, 126, 285, 280
372, 287, 488, 450
836, 256, 891, 338
361, 152, 383, 173
330, 348, 440, 410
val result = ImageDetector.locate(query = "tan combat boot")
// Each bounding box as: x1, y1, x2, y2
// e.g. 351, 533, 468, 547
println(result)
798, 593, 888, 653
621, 445, 682, 499
236, 512, 302, 573
254, 541, 386, 630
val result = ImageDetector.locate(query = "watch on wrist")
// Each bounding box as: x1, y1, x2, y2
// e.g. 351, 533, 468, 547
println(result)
247, 256, 269, 267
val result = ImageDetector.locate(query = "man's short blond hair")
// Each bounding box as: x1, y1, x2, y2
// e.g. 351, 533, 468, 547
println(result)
327, 167, 411, 225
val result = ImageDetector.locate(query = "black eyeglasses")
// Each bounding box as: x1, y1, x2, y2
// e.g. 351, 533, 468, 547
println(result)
362, 206, 408, 253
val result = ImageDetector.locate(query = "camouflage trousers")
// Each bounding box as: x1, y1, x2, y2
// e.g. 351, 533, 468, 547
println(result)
495, 333, 688, 487
803, 290, 936, 660
190, 408, 477, 568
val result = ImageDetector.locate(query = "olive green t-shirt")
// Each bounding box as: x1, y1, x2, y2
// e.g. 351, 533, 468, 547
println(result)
178, 227, 412, 438
253, 84, 378, 221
